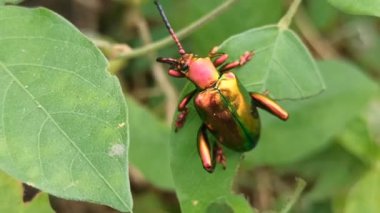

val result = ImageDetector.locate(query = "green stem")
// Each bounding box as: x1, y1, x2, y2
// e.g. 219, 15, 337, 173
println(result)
119, 0, 238, 60
280, 178, 306, 213
278, 0, 302, 30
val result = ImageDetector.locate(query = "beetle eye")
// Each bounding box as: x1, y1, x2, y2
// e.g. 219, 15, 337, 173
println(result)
182, 64, 189, 72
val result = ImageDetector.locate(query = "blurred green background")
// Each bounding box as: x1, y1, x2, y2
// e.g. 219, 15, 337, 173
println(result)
1, 0, 380, 212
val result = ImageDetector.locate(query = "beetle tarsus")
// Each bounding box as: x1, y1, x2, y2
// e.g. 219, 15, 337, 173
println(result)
174, 108, 189, 132
215, 145, 227, 170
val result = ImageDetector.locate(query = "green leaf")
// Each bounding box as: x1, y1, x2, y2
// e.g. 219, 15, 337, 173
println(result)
0, 6, 131, 212
0, 171, 53, 212
328, 0, 380, 17
344, 167, 380, 213
246, 60, 378, 165
168, 25, 333, 210
338, 117, 380, 164
127, 97, 174, 190
170, 85, 252, 213
219, 25, 325, 100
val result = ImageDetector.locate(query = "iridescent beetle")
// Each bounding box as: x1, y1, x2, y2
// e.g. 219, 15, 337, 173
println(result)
154, 0, 289, 173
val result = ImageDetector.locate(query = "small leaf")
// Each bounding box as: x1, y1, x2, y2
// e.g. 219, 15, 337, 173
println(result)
219, 25, 325, 100
0, 171, 53, 212
0, 6, 131, 211
127, 97, 174, 190
328, 0, 380, 17
344, 167, 380, 213
246, 60, 378, 165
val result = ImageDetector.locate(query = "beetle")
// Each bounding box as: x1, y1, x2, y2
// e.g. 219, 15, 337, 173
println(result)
154, 0, 289, 173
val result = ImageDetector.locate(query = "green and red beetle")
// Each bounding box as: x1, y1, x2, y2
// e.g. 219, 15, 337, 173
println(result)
154, 0, 289, 173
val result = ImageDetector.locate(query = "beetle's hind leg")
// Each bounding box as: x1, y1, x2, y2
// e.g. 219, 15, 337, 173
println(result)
175, 89, 197, 132
197, 124, 215, 173
221, 51, 255, 72
197, 124, 227, 173
250, 92, 289, 121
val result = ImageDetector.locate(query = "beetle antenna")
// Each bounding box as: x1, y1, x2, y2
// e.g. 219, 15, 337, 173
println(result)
154, 0, 186, 55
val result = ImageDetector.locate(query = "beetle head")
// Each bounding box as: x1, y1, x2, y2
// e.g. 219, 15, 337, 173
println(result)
154, 0, 219, 89
157, 54, 220, 89
156, 53, 193, 77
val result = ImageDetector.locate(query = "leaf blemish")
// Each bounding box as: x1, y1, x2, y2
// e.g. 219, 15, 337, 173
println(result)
25, 182, 36, 187
108, 144, 125, 157
117, 122, 126, 128
192, 200, 199, 206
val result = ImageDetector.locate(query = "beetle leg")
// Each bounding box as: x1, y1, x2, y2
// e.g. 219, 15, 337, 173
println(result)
250, 92, 289, 121
221, 51, 255, 72
175, 89, 197, 132
214, 144, 226, 170
156, 57, 178, 65
208, 46, 229, 67
168, 69, 185, 78
197, 124, 215, 173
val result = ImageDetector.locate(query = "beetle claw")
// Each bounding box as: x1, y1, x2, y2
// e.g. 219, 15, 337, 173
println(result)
215, 145, 227, 169
174, 108, 189, 132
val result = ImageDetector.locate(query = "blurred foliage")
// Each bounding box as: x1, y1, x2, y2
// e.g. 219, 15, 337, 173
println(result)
0, 171, 53, 212
1, 0, 380, 212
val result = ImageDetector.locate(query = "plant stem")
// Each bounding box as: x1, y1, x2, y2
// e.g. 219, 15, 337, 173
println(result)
278, 0, 302, 30
119, 0, 238, 60
294, 5, 339, 59
134, 8, 178, 124
280, 178, 306, 213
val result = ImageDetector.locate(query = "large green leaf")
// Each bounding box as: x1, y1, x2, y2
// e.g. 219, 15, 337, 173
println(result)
169, 24, 326, 212
219, 25, 325, 100
0, 6, 131, 212
344, 168, 380, 213
127, 97, 174, 190
0, 171, 53, 212
328, 0, 380, 17
245, 60, 378, 165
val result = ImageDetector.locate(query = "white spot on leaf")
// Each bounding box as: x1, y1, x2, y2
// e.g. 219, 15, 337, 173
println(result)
117, 122, 126, 128
108, 144, 125, 157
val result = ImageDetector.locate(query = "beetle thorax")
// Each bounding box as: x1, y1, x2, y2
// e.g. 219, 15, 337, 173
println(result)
187, 57, 220, 89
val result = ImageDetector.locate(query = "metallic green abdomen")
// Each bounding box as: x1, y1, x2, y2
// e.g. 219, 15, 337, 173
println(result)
194, 72, 260, 152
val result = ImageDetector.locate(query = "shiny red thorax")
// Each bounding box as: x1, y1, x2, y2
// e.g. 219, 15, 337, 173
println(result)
178, 54, 220, 89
